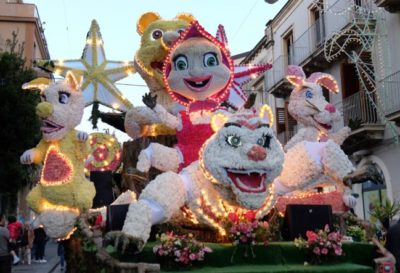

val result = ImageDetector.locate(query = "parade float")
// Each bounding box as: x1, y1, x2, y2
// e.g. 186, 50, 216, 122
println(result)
22, 13, 394, 273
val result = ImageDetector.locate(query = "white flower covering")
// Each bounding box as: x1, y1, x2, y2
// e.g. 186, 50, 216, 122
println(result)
278, 142, 323, 191
123, 201, 153, 243
137, 143, 180, 173
154, 104, 179, 129
321, 140, 355, 182
140, 172, 186, 219
111, 190, 137, 205
124, 106, 161, 139
38, 210, 79, 239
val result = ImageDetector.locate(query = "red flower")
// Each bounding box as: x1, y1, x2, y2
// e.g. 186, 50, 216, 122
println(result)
306, 231, 318, 242
95, 213, 103, 226
228, 212, 239, 223
244, 210, 256, 221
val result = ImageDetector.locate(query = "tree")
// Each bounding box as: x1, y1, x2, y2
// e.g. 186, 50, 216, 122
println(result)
0, 51, 40, 211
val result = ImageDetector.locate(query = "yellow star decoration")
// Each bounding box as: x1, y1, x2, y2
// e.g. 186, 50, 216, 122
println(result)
41, 20, 134, 112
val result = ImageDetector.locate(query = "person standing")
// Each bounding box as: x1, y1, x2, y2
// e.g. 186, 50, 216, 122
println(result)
6, 216, 21, 265
33, 226, 47, 263
57, 241, 65, 271
0, 214, 11, 273
20, 222, 34, 265
386, 218, 400, 273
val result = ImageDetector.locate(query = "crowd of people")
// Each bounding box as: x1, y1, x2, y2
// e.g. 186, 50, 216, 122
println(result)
0, 213, 64, 273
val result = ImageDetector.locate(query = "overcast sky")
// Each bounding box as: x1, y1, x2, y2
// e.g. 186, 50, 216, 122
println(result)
25, 0, 286, 142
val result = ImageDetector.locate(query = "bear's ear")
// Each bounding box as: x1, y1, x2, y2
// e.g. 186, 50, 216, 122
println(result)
259, 104, 274, 127
137, 12, 161, 35
22, 77, 52, 92
211, 112, 229, 132
65, 70, 82, 91
175, 13, 195, 24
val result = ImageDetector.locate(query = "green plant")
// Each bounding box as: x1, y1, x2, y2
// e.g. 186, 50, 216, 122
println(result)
346, 225, 366, 241
369, 199, 400, 229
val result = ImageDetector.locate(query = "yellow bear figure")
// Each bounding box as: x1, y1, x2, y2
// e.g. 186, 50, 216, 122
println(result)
134, 12, 194, 110
21, 72, 96, 239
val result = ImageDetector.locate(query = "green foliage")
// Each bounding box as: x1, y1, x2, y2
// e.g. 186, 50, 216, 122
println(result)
348, 117, 362, 130
346, 225, 366, 242
0, 52, 41, 197
368, 199, 400, 227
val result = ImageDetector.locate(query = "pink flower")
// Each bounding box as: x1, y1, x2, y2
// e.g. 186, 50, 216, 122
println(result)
321, 248, 328, 255
324, 224, 330, 233
306, 231, 318, 242
313, 247, 321, 255
189, 253, 197, 261
334, 247, 343, 256
203, 246, 212, 253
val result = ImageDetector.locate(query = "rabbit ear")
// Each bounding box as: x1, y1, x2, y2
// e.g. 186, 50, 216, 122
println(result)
259, 104, 274, 127
22, 78, 52, 92
286, 65, 306, 87
65, 70, 82, 91
308, 72, 339, 93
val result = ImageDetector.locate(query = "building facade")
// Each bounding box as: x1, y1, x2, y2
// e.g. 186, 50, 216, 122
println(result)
0, 0, 50, 66
242, 0, 400, 220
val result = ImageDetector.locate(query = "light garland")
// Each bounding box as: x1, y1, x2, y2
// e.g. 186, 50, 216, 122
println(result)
39, 200, 80, 214
86, 133, 121, 172
259, 104, 274, 127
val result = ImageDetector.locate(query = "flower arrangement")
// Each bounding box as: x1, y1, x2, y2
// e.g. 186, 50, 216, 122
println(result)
225, 210, 270, 246
153, 232, 212, 267
346, 225, 366, 242
294, 225, 344, 264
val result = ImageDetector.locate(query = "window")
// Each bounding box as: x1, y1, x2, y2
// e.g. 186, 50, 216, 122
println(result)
283, 31, 294, 65
311, 1, 326, 47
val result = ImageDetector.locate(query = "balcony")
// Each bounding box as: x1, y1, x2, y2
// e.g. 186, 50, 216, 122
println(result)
265, 0, 376, 97
375, 0, 400, 13
377, 70, 400, 125
340, 91, 385, 153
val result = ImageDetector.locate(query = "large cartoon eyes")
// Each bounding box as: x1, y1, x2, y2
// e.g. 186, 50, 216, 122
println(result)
58, 91, 70, 104
151, 29, 163, 40
305, 90, 313, 99
203, 52, 219, 67
257, 134, 272, 149
173, 55, 188, 71
226, 134, 242, 148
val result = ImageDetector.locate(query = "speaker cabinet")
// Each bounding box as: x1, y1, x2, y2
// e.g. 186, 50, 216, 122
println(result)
282, 204, 333, 240
106, 204, 130, 231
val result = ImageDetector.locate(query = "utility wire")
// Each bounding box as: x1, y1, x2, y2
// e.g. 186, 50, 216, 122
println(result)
231, 0, 259, 42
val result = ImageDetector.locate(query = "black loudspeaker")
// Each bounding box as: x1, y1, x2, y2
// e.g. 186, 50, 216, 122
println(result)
106, 204, 130, 231
90, 171, 115, 208
282, 204, 333, 240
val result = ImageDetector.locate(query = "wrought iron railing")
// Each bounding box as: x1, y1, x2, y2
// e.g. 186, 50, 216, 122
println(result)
377, 70, 400, 116
266, 0, 376, 91
342, 91, 379, 127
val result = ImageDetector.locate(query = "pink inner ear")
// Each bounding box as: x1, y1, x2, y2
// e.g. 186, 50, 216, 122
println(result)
308, 72, 339, 93
286, 75, 305, 87
286, 65, 306, 87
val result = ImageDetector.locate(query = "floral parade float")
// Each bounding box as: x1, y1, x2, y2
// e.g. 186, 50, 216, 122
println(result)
20, 71, 96, 239
24, 13, 390, 273
275, 65, 357, 215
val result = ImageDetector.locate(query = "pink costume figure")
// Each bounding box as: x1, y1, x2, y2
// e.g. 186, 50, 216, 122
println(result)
137, 21, 271, 173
